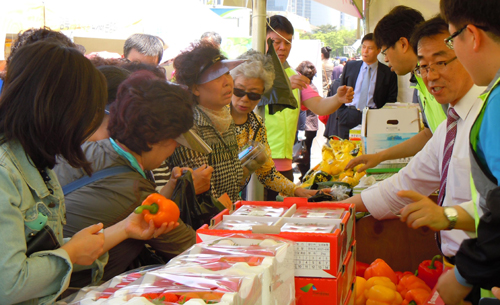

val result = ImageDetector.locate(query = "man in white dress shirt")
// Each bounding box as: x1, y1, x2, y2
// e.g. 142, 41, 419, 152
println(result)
346, 16, 484, 260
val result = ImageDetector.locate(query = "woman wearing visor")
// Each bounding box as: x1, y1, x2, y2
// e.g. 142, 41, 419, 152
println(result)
155, 40, 245, 203
230, 50, 317, 198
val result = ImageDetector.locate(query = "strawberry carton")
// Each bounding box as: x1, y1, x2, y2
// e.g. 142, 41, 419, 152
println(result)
163, 234, 295, 305
197, 197, 355, 279
60, 271, 259, 305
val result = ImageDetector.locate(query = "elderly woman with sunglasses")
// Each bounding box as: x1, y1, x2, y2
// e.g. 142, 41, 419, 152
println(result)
230, 50, 317, 198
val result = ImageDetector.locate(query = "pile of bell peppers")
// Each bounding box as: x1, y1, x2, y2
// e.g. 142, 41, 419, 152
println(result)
355, 258, 436, 305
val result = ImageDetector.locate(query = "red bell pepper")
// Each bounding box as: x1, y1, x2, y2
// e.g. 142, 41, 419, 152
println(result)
417, 255, 443, 289
356, 261, 370, 277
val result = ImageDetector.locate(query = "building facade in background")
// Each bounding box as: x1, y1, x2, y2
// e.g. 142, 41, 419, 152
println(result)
267, 0, 357, 29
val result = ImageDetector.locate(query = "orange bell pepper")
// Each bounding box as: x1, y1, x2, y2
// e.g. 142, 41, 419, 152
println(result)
364, 259, 398, 285
396, 274, 431, 299
395, 271, 414, 284
401, 288, 431, 305
355, 277, 367, 305
364, 276, 403, 305
134, 193, 180, 227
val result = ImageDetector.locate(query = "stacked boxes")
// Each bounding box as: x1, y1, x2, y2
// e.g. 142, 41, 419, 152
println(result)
196, 197, 356, 305
61, 235, 295, 305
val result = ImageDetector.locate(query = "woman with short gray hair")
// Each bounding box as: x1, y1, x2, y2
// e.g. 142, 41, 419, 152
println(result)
230, 50, 317, 198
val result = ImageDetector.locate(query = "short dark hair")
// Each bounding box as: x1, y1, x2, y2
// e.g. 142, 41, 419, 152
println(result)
173, 40, 225, 89
295, 61, 317, 81
201, 32, 222, 45
108, 71, 193, 155
321, 46, 332, 59
440, 0, 500, 40
7, 27, 75, 65
123, 34, 164, 65
410, 16, 450, 54
266, 15, 294, 36
98, 66, 131, 104
361, 33, 376, 46
0, 41, 107, 174
120, 61, 167, 79
374, 6, 424, 50
88, 55, 126, 68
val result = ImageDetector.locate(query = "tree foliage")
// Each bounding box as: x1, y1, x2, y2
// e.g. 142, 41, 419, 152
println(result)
300, 26, 358, 57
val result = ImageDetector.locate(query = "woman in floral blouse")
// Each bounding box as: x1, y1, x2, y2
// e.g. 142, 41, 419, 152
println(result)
230, 50, 317, 198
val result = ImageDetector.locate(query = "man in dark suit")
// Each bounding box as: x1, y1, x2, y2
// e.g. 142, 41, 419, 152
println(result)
332, 33, 398, 139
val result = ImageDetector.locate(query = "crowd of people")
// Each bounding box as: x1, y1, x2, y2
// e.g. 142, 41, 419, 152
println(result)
0, 0, 499, 303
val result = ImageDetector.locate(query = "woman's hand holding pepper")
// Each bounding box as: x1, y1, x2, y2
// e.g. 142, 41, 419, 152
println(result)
123, 212, 178, 240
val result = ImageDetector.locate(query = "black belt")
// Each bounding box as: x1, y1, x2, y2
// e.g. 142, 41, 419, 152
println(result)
339, 105, 376, 110
339, 104, 359, 110
436, 232, 456, 265
444, 255, 456, 265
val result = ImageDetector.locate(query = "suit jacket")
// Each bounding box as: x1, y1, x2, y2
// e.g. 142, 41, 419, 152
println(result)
340, 60, 398, 109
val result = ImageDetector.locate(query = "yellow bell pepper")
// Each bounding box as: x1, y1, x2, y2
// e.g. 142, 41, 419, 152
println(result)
365, 277, 403, 305
355, 276, 367, 305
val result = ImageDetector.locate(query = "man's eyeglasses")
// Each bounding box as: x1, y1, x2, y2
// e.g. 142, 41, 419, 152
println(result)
444, 25, 468, 49
233, 88, 262, 101
414, 56, 458, 77
445, 24, 489, 49
381, 46, 390, 56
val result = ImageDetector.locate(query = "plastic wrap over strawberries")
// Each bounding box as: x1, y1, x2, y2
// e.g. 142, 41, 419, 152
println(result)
58, 234, 295, 305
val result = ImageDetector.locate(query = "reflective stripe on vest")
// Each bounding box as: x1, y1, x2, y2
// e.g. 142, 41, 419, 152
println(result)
411, 75, 447, 133
265, 67, 301, 160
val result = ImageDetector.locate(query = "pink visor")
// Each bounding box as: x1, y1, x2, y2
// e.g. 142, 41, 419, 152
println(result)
197, 56, 246, 84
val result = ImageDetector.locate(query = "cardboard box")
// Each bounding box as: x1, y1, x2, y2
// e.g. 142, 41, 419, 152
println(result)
344, 284, 355, 305
361, 107, 421, 156
196, 197, 355, 278
295, 244, 355, 305
349, 125, 362, 143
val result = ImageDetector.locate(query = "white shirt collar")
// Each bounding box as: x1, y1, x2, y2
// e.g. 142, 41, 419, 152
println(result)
450, 85, 486, 121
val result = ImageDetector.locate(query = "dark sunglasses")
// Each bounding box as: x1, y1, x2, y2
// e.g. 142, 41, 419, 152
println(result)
233, 88, 262, 101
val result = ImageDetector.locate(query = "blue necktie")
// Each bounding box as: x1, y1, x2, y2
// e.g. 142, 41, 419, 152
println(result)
357, 66, 371, 110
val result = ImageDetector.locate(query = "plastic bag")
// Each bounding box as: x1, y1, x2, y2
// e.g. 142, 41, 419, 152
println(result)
170, 171, 225, 230
292, 140, 308, 164
257, 38, 298, 114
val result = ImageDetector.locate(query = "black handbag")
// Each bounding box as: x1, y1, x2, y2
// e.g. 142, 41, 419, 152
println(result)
26, 225, 60, 256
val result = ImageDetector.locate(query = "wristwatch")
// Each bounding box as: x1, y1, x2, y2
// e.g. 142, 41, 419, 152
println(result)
443, 207, 458, 230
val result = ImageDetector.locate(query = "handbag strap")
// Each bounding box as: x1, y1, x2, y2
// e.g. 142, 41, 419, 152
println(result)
62, 166, 134, 196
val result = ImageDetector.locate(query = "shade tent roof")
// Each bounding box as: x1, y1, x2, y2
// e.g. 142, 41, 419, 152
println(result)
312, 0, 363, 18
1, 0, 233, 60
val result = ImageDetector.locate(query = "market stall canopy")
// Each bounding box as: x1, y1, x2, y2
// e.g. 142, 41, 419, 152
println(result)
217, 0, 363, 18
1, 0, 233, 61
312, 0, 363, 19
